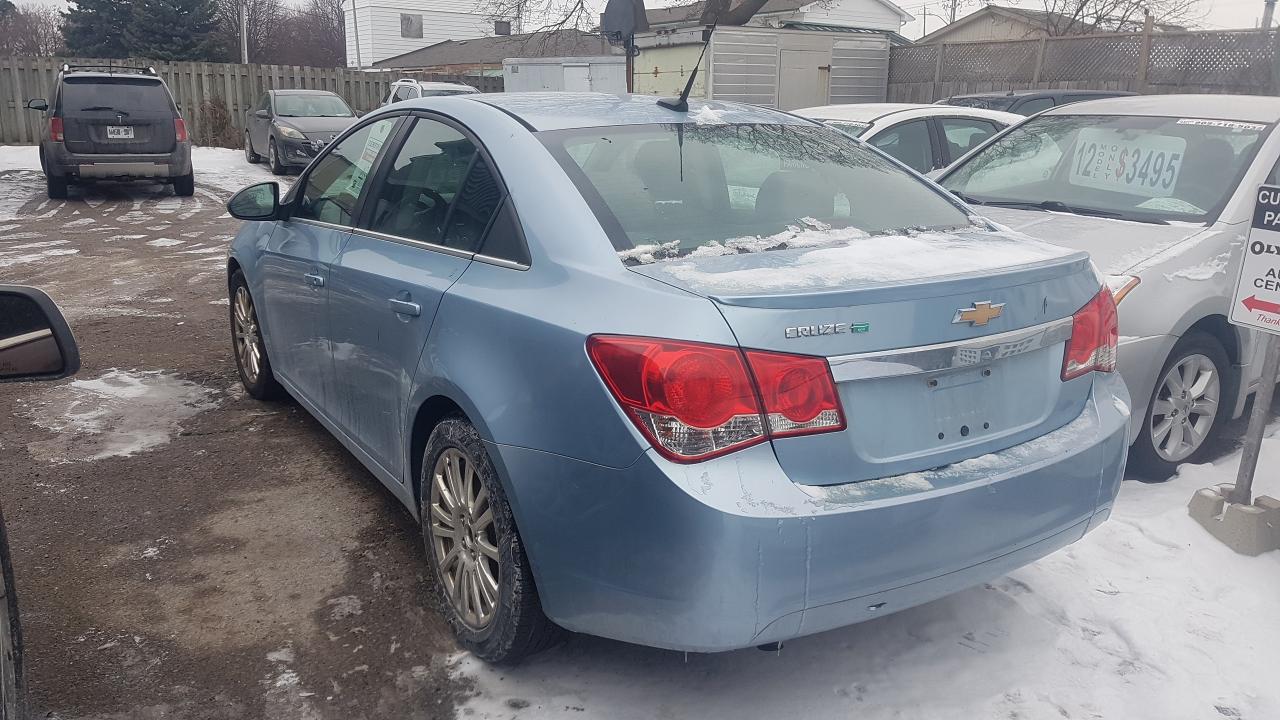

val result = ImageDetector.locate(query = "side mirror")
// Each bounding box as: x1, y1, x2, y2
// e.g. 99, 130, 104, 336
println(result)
0, 285, 80, 383
228, 182, 282, 221
254, 109, 270, 119
25, 98, 48, 112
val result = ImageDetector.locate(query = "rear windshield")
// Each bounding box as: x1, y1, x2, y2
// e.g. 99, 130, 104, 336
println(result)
942, 114, 1270, 223
275, 93, 353, 118
820, 119, 870, 136
540, 123, 972, 260
945, 97, 1016, 111
61, 77, 172, 113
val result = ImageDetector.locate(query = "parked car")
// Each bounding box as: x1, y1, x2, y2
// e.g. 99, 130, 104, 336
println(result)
939, 89, 1137, 116
244, 90, 358, 175
24, 64, 194, 199
224, 93, 1130, 662
0, 284, 82, 720
383, 80, 480, 105
793, 103, 1022, 175
939, 94, 1280, 476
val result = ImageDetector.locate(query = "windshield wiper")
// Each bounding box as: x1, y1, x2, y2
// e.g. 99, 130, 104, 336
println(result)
80, 106, 121, 113
977, 199, 1169, 225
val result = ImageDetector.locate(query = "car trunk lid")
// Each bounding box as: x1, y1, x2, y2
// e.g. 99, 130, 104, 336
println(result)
60, 76, 178, 155
628, 228, 1103, 485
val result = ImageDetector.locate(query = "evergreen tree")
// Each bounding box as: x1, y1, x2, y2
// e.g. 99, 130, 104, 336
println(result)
64, 0, 131, 58
125, 0, 225, 61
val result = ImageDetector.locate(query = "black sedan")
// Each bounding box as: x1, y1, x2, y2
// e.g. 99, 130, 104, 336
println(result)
244, 89, 357, 174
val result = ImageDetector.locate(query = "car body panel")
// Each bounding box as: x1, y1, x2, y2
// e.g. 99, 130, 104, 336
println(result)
229, 92, 1130, 652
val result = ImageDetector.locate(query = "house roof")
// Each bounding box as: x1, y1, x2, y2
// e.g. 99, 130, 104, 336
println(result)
915, 4, 1184, 44
373, 29, 615, 69
646, 0, 911, 27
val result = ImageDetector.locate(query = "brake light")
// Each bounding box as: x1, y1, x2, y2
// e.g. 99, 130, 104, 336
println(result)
587, 336, 845, 462
174, 118, 188, 142
49, 117, 63, 142
1061, 288, 1118, 381
744, 349, 845, 437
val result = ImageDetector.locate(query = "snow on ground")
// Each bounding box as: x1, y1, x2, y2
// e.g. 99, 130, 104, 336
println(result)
453, 441, 1280, 720
0, 145, 292, 202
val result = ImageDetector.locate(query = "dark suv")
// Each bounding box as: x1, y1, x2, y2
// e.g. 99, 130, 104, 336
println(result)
25, 64, 194, 199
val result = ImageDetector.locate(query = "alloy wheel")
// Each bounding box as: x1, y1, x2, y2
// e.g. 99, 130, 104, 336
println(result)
233, 286, 262, 384
1149, 353, 1220, 463
428, 448, 500, 629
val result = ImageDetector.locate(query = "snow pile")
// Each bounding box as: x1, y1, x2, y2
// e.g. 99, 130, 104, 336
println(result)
1165, 250, 1232, 282
20, 369, 219, 462
0, 237, 80, 268
450, 442, 1280, 720
658, 229, 1077, 295
688, 105, 727, 126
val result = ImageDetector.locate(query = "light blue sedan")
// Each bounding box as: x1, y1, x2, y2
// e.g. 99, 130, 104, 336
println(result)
223, 93, 1131, 662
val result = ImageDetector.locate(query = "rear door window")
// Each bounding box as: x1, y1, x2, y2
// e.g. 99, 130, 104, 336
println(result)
295, 117, 399, 226
867, 119, 934, 173
60, 77, 173, 114
1015, 97, 1054, 115
939, 118, 1000, 162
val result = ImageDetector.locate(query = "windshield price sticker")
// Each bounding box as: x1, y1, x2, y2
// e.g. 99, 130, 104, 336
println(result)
1230, 185, 1280, 334
1067, 128, 1187, 198
1176, 118, 1268, 131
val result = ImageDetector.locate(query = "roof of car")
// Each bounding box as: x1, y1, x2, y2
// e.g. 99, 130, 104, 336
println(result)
398, 80, 478, 90
949, 89, 1134, 100
271, 89, 339, 96
470, 92, 813, 131
60, 71, 162, 82
1041, 93, 1280, 123
793, 102, 1022, 125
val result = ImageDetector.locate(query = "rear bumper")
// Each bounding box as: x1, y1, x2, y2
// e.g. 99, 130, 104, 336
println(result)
492, 372, 1130, 652
44, 142, 192, 180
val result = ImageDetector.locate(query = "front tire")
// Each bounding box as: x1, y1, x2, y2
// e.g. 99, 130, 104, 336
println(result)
1131, 331, 1230, 479
0, 507, 26, 720
420, 418, 563, 664
229, 270, 285, 401
267, 138, 286, 176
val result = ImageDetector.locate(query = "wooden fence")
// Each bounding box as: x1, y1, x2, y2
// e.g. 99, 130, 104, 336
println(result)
888, 28, 1280, 102
0, 56, 502, 146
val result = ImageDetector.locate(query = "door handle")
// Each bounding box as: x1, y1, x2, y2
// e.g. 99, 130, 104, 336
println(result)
303, 272, 325, 287
389, 298, 421, 316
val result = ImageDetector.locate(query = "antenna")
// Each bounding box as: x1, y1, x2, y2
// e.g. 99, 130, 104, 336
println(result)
657, 25, 714, 112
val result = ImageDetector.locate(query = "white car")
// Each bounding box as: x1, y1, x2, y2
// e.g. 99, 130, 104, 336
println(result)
793, 103, 1023, 175
939, 94, 1280, 476
383, 79, 480, 105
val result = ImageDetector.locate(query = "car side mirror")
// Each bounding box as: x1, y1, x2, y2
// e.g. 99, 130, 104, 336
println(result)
0, 285, 80, 383
254, 109, 270, 119
228, 182, 282, 221
25, 98, 48, 112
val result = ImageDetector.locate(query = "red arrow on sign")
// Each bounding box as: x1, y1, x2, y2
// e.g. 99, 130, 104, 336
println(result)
1242, 295, 1280, 315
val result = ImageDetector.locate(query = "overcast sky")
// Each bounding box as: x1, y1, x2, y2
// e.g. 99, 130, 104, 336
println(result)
23, 0, 1272, 40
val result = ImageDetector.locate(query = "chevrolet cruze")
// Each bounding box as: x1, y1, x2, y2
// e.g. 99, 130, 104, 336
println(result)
223, 93, 1130, 662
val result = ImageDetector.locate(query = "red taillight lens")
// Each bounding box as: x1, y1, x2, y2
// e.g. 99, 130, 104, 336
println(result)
49, 117, 63, 142
174, 118, 188, 142
587, 335, 845, 462
1061, 288, 1119, 381
744, 349, 845, 437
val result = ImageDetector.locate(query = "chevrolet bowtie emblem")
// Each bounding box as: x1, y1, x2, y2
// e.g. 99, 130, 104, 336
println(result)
953, 301, 1005, 326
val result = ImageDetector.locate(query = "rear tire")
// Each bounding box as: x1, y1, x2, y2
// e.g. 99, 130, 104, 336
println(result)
46, 174, 67, 200
0, 507, 27, 720
173, 172, 194, 197
1130, 331, 1231, 480
244, 133, 260, 164
229, 270, 285, 401
420, 417, 563, 664
268, 138, 286, 176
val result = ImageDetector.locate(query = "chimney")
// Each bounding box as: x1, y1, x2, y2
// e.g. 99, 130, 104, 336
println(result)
495, 20, 512, 35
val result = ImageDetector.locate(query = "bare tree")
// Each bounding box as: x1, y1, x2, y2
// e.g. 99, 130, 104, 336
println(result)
1038, 0, 1206, 36
273, 0, 346, 67
214, 0, 286, 62
0, 2, 64, 56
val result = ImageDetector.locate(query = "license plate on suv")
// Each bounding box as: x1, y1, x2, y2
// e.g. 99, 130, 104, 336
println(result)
106, 126, 134, 139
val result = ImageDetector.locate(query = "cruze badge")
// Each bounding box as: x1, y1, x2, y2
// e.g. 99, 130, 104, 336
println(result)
953, 301, 1005, 327
785, 322, 870, 339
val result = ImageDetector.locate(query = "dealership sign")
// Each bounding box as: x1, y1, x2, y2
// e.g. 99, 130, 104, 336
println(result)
1230, 185, 1280, 334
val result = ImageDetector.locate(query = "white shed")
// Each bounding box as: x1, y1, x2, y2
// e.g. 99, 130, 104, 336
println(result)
503, 56, 628, 93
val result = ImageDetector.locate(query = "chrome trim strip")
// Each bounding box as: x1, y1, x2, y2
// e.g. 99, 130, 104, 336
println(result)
291, 218, 352, 234
472, 253, 529, 271
346, 227, 477, 260
828, 317, 1073, 382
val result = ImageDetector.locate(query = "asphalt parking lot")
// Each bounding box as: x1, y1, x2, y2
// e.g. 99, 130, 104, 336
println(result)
1, 148, 1277, 720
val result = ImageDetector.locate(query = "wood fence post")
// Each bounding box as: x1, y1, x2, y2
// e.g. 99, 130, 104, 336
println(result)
1032, 37, 1046, 84
932, 43, 945, 101
1136, 13, 1154, 93
1271, 28, 1280, 95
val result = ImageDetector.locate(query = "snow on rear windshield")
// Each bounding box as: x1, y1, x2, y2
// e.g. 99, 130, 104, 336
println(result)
539, 123, 973, 263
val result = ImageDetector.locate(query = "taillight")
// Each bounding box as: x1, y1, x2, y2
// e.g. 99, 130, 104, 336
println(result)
1061, 288, 1118, 381
744, 349, 845, 437
174, 118, 188, 142
587, 335, 844, 463
49, 117, 63, 142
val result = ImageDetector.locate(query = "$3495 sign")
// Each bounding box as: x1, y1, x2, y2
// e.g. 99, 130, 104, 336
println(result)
1068, 128, 1186, 198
